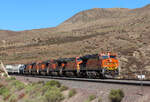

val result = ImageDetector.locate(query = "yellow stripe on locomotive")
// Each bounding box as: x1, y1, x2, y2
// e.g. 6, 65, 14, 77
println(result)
100, 53, 119, 71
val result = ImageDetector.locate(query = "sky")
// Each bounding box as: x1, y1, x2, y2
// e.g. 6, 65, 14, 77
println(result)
0, 0, 150, 31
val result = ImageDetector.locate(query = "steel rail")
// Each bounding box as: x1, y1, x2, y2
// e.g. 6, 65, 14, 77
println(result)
12, 74, 150, 86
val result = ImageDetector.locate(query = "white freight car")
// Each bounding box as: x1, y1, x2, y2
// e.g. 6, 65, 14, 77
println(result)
5, 64, 25, 74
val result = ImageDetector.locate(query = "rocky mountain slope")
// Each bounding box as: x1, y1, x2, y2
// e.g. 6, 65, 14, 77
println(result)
1, 4, 150, 78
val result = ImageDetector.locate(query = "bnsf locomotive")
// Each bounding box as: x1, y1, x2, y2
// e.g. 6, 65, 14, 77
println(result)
6, 52, 119, 78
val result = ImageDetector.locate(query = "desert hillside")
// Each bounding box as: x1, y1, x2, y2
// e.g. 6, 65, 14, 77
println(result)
1, 4, 150, 78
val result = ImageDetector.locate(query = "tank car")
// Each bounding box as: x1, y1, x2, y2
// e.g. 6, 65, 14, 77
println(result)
5, 64, 25, 74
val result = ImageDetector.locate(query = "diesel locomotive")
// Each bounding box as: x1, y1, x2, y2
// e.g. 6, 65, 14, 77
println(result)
21, 52, 119, 78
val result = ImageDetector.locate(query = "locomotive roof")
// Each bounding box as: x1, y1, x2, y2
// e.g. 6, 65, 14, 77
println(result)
42, 60, 51, 64
26, 62, 36, 66
80, 54, 99, 59
56, 57, 76, 62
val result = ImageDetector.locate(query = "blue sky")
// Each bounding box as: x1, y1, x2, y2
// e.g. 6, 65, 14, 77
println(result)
0, 0, 150, 31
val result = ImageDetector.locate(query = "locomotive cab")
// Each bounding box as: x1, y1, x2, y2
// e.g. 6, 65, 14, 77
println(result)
100, 52, 119, 77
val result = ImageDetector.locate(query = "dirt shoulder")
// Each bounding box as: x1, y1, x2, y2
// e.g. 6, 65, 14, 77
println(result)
15, 76, 150, 102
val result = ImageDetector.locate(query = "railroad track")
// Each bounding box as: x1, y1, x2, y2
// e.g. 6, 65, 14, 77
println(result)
12, 74, 150, 86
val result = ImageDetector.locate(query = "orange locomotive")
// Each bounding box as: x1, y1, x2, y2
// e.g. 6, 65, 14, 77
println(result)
23, 52, 119, 78
77, 52, 119, 78
24, 63, 35, 74
99, 52, 119, 77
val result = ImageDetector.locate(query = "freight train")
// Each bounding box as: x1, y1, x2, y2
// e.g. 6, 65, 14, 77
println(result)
6, 52, 119, 78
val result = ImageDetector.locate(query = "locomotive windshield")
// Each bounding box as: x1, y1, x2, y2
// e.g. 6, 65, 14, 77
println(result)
110, 55, 116, 58
102, 56, 109, 59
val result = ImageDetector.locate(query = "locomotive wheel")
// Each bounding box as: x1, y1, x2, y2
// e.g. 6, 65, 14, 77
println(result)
46, 68, 49, 75
111, 71, 115, 77
41, 71, 46, 76
29, 69, 31, 75
101, 69, 106, 78
59, 69, 63, 76
76, 70, 82, 78
76, 71, 81, 78
24, 71, 27, 75
37, 69, 40, 75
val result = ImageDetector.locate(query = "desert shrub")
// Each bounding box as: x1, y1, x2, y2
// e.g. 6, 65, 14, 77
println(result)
11, 80, 25, 90
8, 94, 17, 102
89, 95, 96, 101
37, 80, 45, 85
0, 86, 9, 95
25, 83, 39, 94
3, 73, 8, 77
0, 86, 10, 100
109, 89, 124, 102
87, 94, 96, 102
5, 76, 16, 81
25, 84, 33, 93
68, 89, 76, 98
18, 93, 25, 100
0, 83, 4, 88
30, 85, 42, 97
23, 98, 35, 102
10, 77, 16, 80
44, 80, 61, 88
84, 94, 96, 102
3, 92, 11, 100
60, 85, 68, 91
44, 87, 64, 102
98, 96, 102, 102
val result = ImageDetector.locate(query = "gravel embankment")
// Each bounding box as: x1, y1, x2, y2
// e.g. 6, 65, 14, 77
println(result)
15, 76, 150, 102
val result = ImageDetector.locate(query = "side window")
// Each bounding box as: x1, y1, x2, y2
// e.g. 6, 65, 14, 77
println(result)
110, 55, 116, 58
58, 62, 62, 66
46, 63, 49, 67
77, 58, 82, 62
102, 56, 108, 59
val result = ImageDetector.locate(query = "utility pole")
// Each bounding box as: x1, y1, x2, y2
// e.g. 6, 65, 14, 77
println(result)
136, 49, 145, 96
140, 69, 143, 96
1, 40, 9, 77
0, 61, 10, 77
